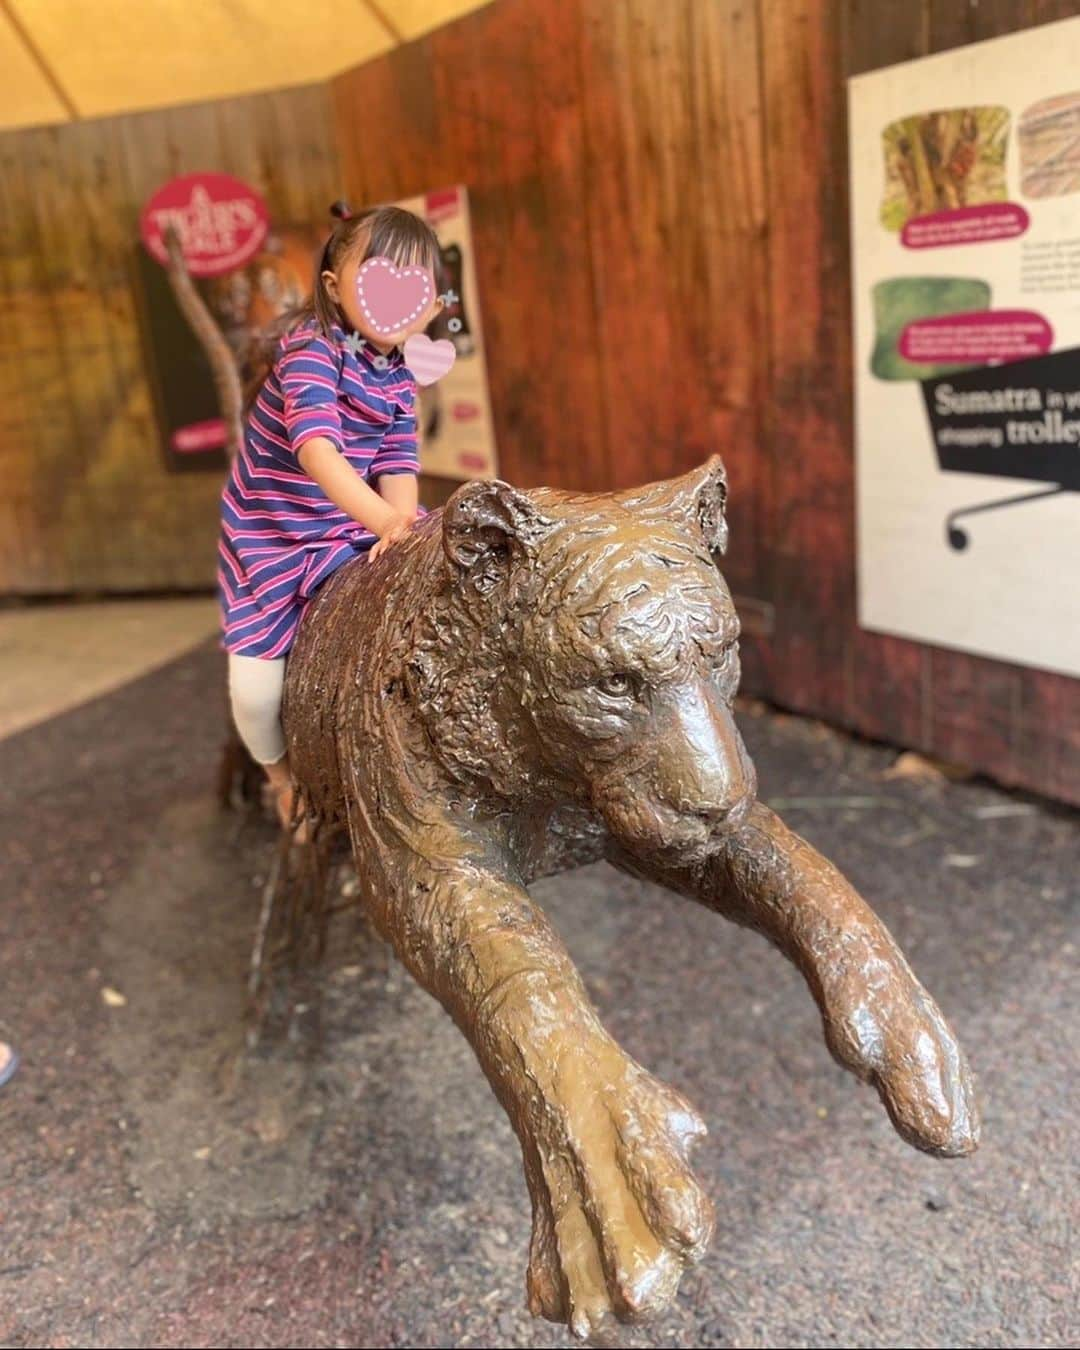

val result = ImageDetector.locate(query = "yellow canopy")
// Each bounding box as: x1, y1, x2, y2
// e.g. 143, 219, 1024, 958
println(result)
0, 0, 493, 130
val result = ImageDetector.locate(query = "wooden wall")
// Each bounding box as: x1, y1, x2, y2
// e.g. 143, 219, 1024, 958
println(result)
0, 0, 1074, 804
331, 0, 1079, 804
0, 82, 340, 593
330, 0, 770, 602
757, 0, 1079, 806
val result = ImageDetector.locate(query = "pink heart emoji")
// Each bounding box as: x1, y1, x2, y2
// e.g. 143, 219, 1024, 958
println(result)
356, 256, 435, 336
404, 334, 457, 386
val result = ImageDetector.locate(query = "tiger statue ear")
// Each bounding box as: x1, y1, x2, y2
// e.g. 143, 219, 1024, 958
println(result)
622, 455, 729, 558
442, 479, 556, 593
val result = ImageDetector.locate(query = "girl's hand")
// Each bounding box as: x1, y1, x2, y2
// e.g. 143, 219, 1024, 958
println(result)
369, 514, 412, 561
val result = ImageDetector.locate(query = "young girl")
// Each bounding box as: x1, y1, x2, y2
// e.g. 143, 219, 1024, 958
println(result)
218, 202, 444, 829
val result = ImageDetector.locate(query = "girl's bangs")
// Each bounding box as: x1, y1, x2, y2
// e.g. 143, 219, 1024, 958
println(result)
366, 216, 439, 275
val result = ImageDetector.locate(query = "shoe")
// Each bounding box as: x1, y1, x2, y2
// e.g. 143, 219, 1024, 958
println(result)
0, 1042, 19, 1089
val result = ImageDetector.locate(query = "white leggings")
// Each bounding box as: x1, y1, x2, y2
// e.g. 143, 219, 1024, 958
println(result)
228, 653, 287, 766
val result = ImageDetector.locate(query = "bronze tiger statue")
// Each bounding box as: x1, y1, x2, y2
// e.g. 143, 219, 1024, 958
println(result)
284, 457, 978, 1338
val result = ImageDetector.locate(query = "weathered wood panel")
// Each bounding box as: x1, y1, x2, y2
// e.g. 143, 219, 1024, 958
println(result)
839, 0, 934, 753
920, 0, 1080, 801
332, 0, 614, 498
2, 0, 1075, 802
331, 1, 769, 564
331, 0, 772, 690
334, 0, 1080, 802
578, 0, 769, 607
861, 0, 1080, 802
0, 81, 340, 593
748, 0, 1079, 801
757, 0, 856, 725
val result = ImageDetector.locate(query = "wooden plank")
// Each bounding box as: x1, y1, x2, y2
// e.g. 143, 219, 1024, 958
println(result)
755, 0, 855, 722
428, 0, 594, 488
578, 0, 769, 604
1029, 0, 1080, 23
923, 0, 975, 53
926, 648, 1020, 779
849, 633, 930, 750
265, 84, 343, 224
844, 0, 929, 76
506, 0, 610, 489
579, 0, 696, 489
842, 3, 934, 748
684, 0, 770, 604
0, 124, 77, 590
1017, 670, 1080, 801
2, 125, 87, 590
52, 118, 149, 590
0, 127, 33, 493
966, 0, 1037, 41
330, 0, 610, 493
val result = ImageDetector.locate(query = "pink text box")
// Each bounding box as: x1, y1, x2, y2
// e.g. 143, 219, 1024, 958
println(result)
172, 418, 227, 453
898, 309, 1053, 364
901, 202, 1029, 249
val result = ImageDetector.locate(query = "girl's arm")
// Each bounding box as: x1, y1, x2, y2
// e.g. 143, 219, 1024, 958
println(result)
366, 380, 420, 543
298, 437, 406, 539
375, 471, 419, 521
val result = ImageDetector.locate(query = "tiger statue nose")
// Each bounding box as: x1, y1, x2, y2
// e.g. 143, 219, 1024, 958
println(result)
654, 686, 757, 829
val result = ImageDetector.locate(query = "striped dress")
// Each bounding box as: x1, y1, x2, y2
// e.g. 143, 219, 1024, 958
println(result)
218, 320, 419, 658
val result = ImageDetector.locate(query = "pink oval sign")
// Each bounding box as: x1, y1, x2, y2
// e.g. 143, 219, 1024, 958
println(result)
901, 202, 1029, 249
899, 309, 1053, 365
171, 418, 227, 453
140, 172, 270, 278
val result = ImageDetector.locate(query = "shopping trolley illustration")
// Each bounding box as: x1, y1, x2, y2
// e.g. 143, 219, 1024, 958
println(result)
921, 346, 1080, 550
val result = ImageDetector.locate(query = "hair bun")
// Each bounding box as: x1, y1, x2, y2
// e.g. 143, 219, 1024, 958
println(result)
330, 199, 353, 221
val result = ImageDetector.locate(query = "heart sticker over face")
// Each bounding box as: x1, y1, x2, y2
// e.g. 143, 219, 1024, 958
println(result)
403, 334, 457, 386
356, 256, 434, 336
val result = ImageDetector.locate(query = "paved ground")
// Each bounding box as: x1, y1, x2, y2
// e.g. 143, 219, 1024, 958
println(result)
1, 641, 1076, 1349
0, 597, 217, 740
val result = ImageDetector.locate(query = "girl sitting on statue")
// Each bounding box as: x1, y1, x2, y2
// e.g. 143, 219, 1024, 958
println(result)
218, 201, 444, 831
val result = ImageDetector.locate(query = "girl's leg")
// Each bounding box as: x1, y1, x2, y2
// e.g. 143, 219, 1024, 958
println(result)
227, 654, 298, 830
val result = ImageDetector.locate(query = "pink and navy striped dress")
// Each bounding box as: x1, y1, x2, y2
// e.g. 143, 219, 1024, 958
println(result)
218, 320, 419, 658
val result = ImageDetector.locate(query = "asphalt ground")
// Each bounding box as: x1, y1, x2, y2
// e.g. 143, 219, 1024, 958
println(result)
1, 641, 1076, 1348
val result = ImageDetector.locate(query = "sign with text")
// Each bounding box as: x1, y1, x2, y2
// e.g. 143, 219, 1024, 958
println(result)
849, 18, 1080, 678
140, 172, 269, 277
